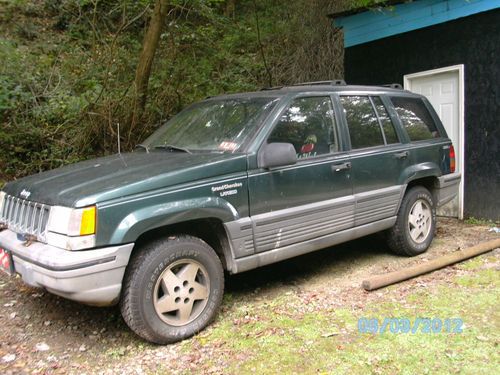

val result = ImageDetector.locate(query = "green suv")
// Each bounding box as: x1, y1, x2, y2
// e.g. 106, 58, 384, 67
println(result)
0, 81, 460, 343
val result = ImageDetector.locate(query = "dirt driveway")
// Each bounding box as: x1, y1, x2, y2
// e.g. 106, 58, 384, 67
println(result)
1, 218, 499, 374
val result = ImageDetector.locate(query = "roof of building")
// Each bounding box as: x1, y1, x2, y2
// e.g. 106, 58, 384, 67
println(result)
331, 0, 499, 47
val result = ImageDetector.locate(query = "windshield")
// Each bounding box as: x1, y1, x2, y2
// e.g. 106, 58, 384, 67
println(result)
142, 96, 279, 152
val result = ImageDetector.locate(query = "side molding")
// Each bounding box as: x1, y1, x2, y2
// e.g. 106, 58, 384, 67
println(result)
231, 217, 396, 274
224, 186, 404, 266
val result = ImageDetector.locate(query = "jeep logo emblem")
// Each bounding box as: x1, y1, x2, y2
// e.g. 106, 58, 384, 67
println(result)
20, 189, 31, 199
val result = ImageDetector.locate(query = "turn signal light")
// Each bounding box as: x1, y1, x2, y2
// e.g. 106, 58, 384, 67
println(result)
80, 206, 96, 236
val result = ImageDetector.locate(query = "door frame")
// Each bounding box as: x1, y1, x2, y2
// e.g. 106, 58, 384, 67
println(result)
403, 64, 465, 219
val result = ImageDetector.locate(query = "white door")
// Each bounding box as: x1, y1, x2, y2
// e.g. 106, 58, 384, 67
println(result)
404, 66, 464, 218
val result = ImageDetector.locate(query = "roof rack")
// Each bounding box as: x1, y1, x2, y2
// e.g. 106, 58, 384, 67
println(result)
261, 80, 347, 91
260, 86, 284, 91
382, 83, 403, 89
292, 80, 347, 86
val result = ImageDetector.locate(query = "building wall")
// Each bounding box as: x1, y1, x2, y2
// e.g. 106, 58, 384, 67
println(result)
344, 8, 500, 220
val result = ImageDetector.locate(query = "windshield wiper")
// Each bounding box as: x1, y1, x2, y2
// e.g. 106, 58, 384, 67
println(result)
154, 144, 192, 154
135, 144, 150, 153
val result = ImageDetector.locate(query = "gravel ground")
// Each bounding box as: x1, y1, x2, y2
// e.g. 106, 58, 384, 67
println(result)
0, 218, 498, 374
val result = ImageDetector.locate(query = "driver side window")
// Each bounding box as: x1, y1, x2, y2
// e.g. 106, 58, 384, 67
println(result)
267, 96, 339, 159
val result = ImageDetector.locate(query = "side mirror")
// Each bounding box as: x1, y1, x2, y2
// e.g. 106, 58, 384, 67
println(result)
258, 142, 297, 169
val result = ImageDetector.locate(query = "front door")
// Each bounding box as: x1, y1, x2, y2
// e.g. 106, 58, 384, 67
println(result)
405, 67, 463, 218
248, 95, 353, 253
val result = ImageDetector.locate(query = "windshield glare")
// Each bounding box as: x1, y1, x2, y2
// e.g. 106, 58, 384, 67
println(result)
142, 97, 279, 152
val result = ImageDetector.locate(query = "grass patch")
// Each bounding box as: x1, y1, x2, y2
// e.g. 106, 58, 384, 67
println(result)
189, 264, 499, 374
458, 256, 485, 270
464, 217, 497, 226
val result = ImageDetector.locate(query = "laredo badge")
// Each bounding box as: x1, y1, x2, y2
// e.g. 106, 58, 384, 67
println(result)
211, 182, 242, 197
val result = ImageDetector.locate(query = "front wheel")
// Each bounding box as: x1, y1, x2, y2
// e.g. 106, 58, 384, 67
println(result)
387, 186, 436, 256
120, 235, 224, 344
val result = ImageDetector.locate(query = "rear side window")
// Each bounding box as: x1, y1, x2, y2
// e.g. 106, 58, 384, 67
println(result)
390, 97, 440, 141
371, 97, 398, 144
340, 96, 400, 149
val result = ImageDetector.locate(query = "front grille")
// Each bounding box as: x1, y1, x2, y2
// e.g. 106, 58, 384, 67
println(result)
0, 195, 51, 242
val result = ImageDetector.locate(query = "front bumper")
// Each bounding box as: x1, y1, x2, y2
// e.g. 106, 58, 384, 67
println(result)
0, 229, 134, 306
435, 172, 462, 207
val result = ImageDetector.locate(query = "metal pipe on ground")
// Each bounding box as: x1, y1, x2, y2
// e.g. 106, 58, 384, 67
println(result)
362, 238, 500, 291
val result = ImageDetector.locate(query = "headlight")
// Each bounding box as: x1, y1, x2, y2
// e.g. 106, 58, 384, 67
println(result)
48, 206, 96, 236
46, 206, 97, 250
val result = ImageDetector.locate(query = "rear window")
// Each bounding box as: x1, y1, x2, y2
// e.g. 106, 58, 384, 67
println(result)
390, 97, 440, 141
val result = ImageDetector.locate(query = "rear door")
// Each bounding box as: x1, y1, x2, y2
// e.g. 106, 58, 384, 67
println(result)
248, 94, 353, 253
389, 95, 453, 213
337, 94, 410, 227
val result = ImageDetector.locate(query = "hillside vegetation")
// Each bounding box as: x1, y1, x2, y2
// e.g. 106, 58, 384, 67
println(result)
0, 0, 353, 184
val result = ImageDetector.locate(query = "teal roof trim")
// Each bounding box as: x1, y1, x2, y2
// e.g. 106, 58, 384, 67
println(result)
333, 0, 500, 47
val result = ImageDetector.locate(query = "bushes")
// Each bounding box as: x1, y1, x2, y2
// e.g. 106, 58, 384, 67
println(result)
0, 0, 346, 184
0, 36, 98, 180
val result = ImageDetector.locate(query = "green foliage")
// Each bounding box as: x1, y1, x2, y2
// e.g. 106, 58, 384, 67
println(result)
464, 217, 497, 226
0, 0, 345, 182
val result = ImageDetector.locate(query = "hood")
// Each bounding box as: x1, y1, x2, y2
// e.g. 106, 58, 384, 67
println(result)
3, 151, 248, 207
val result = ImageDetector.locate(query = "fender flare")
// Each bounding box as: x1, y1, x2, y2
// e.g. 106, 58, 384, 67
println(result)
109, 197, 239, 244
399, 162, 441, 186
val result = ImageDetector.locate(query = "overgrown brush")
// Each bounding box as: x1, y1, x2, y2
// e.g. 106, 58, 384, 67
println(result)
0, 0, 347, 184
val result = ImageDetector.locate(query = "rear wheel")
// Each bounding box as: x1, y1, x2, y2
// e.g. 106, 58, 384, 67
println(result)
387, 186, 436, 256
120, 235, 224, 344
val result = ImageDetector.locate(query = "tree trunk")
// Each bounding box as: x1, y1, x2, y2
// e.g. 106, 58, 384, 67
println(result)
131, 0, 169, 128
224, 0, 236, 18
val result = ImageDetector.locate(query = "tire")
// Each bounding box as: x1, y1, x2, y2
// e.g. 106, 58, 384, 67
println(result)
120, 235, 224, 344
386, 186, 436, 256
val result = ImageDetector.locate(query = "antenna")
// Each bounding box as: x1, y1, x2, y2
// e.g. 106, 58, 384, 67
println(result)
117, 122, 121, 154
116, 122, 128, 167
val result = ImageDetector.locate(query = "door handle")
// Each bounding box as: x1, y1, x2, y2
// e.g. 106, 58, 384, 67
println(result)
331, 162, 351, 172
394, 151, 409, 159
